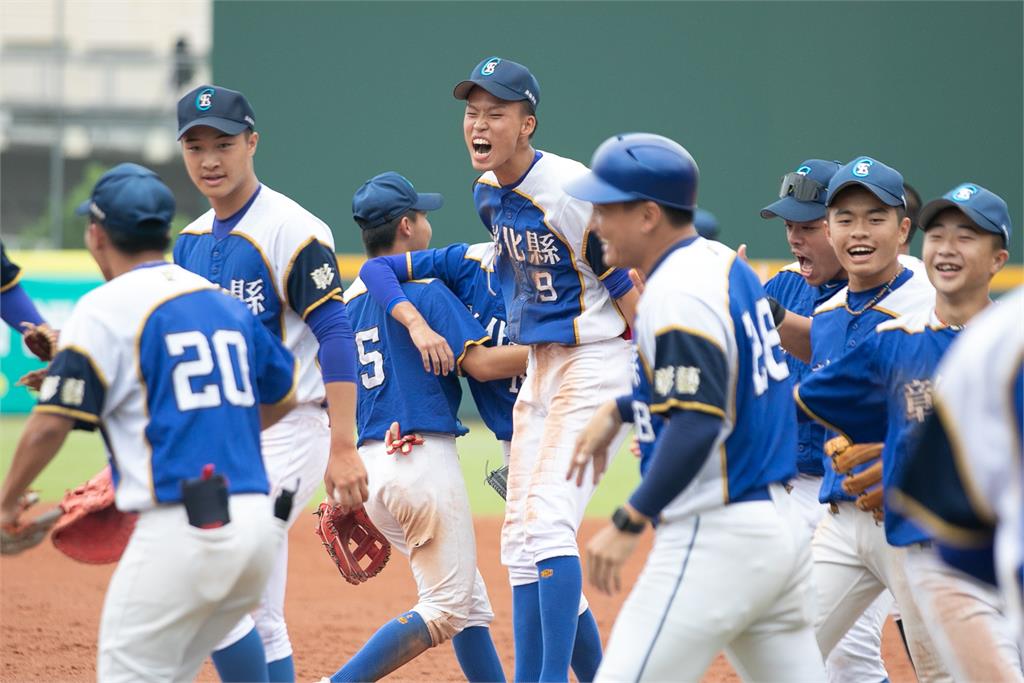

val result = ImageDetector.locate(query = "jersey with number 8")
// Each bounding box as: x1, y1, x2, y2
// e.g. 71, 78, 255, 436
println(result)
631, 237, 796, 519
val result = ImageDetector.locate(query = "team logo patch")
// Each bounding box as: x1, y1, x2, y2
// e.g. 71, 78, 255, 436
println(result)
196, 88, 215, 111
310, 263, 336, 291
540, 568, 554, 578
796, 165, 812, 176
951, 184, 978, 202
852, 159, 873, 177
39, 375, 60, 402
481, 57, 501, 76
903, 379, 934, 423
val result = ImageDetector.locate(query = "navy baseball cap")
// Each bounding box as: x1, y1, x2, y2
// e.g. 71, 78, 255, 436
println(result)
826, 156, 906, 209
76, 163, 175, 235
918, 183, 1012, 245
695, 208, 719, 239
760, 159, 841, 222
352, 172, 444, 230
453, 57, 540, 110
177, 84, 256, 139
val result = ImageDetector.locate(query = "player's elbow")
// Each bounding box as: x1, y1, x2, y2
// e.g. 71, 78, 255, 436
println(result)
460, 346, 527, 382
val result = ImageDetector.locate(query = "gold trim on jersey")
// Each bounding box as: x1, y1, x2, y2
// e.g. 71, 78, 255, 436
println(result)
406, 252, 414, 279
33, 404, 100, 424
888, 489, 993, 547
455, 335, 492, 374
230, 231, 288, 342
301, 287, 343, 320
271, 359, 300, 407
62, 344, 111, 388
653, 324, 727, 356
581, 227, 615, 280
636, 348, 654, 382
793, 385, 852, 443
721, 251, 739, 503
649, 399, 725, 419
283, 236, 341, 321
0, 269, 22, 293
934, 396, 998, 524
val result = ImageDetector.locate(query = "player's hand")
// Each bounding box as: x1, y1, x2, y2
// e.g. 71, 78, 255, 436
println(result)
628, 268, 646, 295
586, 522, 641, 595
567, 400, 623, 487
629, 436, 641, 459
324, 443, 368, 514
16, 367, 48, 392
737, 244, 749, 263
408, 319, 455, 376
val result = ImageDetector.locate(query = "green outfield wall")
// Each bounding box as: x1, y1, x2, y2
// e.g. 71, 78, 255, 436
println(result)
210, 1, 1022, 262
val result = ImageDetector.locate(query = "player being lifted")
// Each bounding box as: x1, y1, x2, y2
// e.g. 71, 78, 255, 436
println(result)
798, 183, 1019, 681
566, 133, 825, 682
326, 172, 528, 682
0, 164, 297, 682
173, 84, 366, 682
370, 57, 637, 680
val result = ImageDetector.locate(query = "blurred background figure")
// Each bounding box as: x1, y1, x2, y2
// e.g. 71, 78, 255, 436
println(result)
694, 208, 719, 241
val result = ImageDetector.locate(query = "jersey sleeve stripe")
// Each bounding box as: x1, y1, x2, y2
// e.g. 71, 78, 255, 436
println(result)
63, 344, 111, 388
888, 489, 993, 547
405, 252, 414, 279
649, 399, 726, 419
0, 270, 22, 293
455, 335, 492, 373
33, 404, 101, 424
300, 286, 343, 320
653, 324, 726, 356
793, 384, 851, 442
933, 397, 998, 523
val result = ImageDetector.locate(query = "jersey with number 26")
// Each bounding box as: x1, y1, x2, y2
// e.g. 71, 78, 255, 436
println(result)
34, 264, 296, 512
631, 237, 796, 522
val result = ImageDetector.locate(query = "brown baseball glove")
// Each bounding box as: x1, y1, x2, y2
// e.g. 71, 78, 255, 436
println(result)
20, 322, 58, 362
16, 367, 48, 392
0, 492, 62, 556
826, 436, 884, 521
314, 502, 391, 585
51, 467, 138, 564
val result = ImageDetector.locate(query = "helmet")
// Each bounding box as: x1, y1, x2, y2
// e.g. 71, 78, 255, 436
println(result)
565, 133, 699, 210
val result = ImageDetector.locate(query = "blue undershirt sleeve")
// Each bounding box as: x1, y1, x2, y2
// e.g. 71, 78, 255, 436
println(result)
359, 255, 411, 314
627, 409, 722, 519
615, 394, 635, 423
1, 283, 45, 329
306, 298, 356, 384
602, 268, 633, 300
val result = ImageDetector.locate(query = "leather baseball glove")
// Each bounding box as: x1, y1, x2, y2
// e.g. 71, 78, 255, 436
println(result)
51, 466, 138, 564
826, 435, 884, 521
0, 492, 62, 555
20, 322, 58, 362
314, 502, 390, 585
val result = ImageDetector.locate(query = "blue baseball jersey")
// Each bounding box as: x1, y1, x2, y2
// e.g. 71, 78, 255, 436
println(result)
800, 267, 934, 504
174, 184, 345, 405
764, 264, 846, 476
796, 308, 957, 546
631, 237, 796, 521
34, 264, 296, 512
402, 242, 520, 441
473, 150, 631, 346
343, 277, 490, 446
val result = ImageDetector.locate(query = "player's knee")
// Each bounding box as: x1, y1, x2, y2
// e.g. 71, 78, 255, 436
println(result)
416, 593, 477, 646
254, 613, 291, 660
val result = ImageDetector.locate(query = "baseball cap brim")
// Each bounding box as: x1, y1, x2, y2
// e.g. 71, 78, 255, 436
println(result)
176, 116, 250, 140
412, 192, 444, 212
75, 200, 91, 216
760, 196, 826, 222
827, 179, 904, 208
453, 79, 528, 103
917, 198, 1004, 238
564, 172, 640, 205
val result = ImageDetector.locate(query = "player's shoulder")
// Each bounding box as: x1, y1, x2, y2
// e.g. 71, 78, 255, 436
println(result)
463, 241, 498, 271
765, 264, 806, 294
343, 277, 368, 304
874, 267, 935, 319
244, 185, 334, 245
645, 238, 735, 317
874, 307, 936, 335
180, 208, 215, 236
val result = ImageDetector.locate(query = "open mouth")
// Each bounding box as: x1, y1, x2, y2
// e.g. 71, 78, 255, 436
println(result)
934, 263, 962, 273
203, 174, 226, 185
795, 254, 813, 277
472, 138, 492, 156
847, 245, 875, 261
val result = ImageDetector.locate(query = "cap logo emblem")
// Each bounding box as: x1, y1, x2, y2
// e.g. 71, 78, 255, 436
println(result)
796, 165, 811, 176
196, 88, 215, 111
852, 159, 873, 177
951, 184, 978, 202
481, 58, 501, 76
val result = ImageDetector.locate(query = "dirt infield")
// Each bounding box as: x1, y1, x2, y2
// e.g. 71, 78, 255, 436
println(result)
1, 515, 914, 682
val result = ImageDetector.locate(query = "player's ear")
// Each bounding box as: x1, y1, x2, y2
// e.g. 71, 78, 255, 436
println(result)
897, 215, 911, 246
520, 113, 536, 139
989, 243, 1009, 276
246, 131, 259, 156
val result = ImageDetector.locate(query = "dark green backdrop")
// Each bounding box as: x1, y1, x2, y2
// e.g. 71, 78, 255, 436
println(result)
213, 1, 1023, 262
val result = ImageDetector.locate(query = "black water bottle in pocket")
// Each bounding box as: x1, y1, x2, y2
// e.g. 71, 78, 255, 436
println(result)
181, 464, 230, 529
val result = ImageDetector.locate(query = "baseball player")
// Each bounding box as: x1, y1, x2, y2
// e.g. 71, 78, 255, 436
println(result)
790, 156, 950, 680
324, 172, 529, 682
566, 133, 825, 682
893, 285, 1024, 660
760, 159, 893, 683
0, 163, 297, 682
456, 56, 638, 681
798, 183, 1019, 681
173, 84, 365, 682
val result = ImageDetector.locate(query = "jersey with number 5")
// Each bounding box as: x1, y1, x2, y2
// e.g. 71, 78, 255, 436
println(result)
631, 237, 796, 521
343, 277, 490, 446
34, 263, 296, 512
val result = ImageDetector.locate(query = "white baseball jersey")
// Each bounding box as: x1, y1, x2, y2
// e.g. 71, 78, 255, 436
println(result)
174, 184, 343, 405
34, 263, 296, 512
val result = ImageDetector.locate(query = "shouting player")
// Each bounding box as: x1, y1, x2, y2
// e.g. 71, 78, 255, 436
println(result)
0, 163, 297, 682
566, 133, 825, 682
799, 183, 1019, 680
761, 159, 892, 683
326, 172, 528, 682
173, 84, 365, 682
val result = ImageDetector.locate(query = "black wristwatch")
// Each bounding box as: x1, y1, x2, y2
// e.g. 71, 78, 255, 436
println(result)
611, 506, 646, 534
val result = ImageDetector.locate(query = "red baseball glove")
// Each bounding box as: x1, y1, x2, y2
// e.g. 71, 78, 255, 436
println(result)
51, 466, 138, 564
314, 502, 390, 585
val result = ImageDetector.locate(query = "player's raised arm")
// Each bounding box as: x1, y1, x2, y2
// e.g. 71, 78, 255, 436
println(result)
460, 343, 529, 382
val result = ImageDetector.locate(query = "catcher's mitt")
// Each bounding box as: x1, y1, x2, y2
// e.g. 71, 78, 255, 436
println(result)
485, 464, 509, 500
20, 322, 58, 362
314, 502, 390, 585
826, 436, 884, 521
0, 492, 62, 556
51, 466, 138, 564
385, 421, 424, 455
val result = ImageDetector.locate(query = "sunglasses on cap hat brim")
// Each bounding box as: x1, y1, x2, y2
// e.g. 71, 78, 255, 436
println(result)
778, 172, 826, 203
